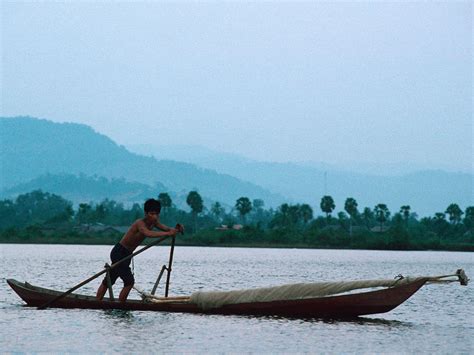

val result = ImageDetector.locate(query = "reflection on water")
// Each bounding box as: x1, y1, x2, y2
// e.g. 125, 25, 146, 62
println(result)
103, 309, 135, 322
344, 316, 411, 327
252, 314, 411, 328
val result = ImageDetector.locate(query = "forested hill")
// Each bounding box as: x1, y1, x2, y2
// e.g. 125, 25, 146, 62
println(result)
2, 174, 168, 207
0, 117, 285, 206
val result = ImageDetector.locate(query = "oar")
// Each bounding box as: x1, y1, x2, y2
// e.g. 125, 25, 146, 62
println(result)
38, 235, 171, 309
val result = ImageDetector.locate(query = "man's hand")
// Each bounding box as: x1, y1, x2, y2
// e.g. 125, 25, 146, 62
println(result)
175, 223, 185, 235
168, 228, 178, 236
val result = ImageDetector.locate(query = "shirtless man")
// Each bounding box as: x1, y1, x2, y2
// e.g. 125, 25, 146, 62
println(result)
96, 198, 183, 302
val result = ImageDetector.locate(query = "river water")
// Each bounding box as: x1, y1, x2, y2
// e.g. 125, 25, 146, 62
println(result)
1, 244, 473, 353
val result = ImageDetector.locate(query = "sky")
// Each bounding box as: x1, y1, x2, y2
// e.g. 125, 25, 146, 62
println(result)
1, 1, 472, 173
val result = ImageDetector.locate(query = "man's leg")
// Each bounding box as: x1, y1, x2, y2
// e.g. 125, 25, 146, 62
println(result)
97, 271, 119, 301
119, 285, 133, 302
118, 263, 135, 302
96, 282, 108, 300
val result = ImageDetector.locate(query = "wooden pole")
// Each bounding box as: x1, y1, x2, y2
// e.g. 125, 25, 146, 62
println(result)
38, 235, 171, 309
151, 264, 167, 295
164, 236, 176, 297
105, 264, 114, 301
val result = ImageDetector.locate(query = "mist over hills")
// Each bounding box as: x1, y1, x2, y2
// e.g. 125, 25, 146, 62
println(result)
128, 144, 473, 216
0, 117, 285, 207
1, 117, 471, 216
2, 174, 165, 207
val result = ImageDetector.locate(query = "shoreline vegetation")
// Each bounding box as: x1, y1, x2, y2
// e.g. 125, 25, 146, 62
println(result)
1, 228, 472, 252
0, 190, 473, 251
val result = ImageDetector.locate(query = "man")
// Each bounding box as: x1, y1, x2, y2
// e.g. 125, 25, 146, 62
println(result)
96, 198, 184, 302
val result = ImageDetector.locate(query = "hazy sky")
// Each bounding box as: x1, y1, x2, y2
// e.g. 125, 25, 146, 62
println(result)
1, 1, 472, 173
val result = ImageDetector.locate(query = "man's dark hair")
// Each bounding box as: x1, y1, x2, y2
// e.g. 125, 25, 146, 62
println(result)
144, 199, 161, 214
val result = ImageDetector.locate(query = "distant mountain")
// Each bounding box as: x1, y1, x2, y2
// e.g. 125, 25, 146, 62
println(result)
128, 144, 473, 216
1, 174, 165, 206
2, 117, 471, 216
0, 117, 286, 207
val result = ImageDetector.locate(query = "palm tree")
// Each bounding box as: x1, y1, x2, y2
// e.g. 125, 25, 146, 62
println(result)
280, 203, 290, 222
211, 202, 225, 223
344, 197, 358, 237
95, 203, 107, 223
235, 197, 252, 224
433, 212, 449, 241
77, 203, 92, 224
270, 203, 298, 228
463, 206, 474, 235
288, 204, 301, 225
374, 203, 390, 231
158, 192, 172, 216
362, 207, 373, 230
400, 205, 411, 227
186, 191, 203, 232
320, 195, 335, 224
445, 203, 463, 224
337, 211, 348, 230
252, 199, 265, 223
298, 204, 313, 225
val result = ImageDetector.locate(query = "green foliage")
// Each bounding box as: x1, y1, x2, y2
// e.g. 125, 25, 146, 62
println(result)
344, 198, 358, 236
158, 193, 172, 209
344, 198, 359, 218
400, 205, 411, 221
235, 197, 252, 223
387, 213, 410, 249
0, 199, 16, 228
270, 203, 310, 229
186, 191, 204, 214
269, 204, 288, 228
0, 190, 472, 251
299, 204, 313, 225
464, 206, 474, 231
186, 191, 204, 232
1, 190, 74, 229
320, 195, 335, 222
445, 203, 463, 224
374, 203, 390, 228
362, 207, 374, 229
210, 202, 225, 222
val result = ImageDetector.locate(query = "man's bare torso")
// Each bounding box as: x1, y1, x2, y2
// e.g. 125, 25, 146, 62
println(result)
119, 219, 154, 251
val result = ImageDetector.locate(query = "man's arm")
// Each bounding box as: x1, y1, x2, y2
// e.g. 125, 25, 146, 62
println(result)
155, 219, 173, 232
137, 220, 176, 238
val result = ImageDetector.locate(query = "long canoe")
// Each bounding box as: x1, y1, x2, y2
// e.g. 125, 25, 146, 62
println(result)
7, 278, 428, 318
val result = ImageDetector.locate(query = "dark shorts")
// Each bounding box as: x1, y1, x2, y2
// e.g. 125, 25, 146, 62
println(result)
102, 243, 135, 287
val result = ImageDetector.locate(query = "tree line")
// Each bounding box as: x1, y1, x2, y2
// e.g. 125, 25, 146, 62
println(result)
0, 189, 472, 250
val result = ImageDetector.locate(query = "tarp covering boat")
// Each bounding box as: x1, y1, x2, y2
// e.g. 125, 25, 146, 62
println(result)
176, 270, 468, 310
189, 277, 424, 310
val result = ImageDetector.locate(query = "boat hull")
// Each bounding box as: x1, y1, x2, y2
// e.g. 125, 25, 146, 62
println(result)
7, 278, 427, 318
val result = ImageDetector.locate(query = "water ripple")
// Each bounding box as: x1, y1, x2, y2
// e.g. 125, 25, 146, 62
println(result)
1, 245, 472, 353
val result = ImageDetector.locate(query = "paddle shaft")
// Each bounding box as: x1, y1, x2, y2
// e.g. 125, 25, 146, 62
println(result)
164, 235, 176, 297
38, 235, 171, 309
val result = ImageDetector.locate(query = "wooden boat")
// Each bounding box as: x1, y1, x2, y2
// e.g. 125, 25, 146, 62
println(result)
7, 236, 468, 318
7, 277, 429, 318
